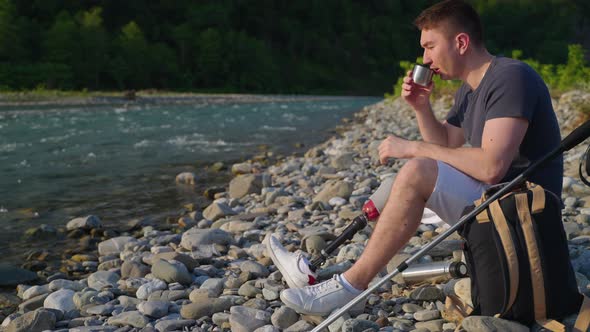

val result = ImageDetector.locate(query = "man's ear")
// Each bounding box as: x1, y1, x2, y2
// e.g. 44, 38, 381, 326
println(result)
456, 33, 470, 55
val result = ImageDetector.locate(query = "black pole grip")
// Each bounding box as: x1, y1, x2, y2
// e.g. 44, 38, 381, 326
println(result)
561, 120, 590, 152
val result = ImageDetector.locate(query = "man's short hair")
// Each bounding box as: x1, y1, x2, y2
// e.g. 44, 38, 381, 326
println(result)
414, 0, 484, 47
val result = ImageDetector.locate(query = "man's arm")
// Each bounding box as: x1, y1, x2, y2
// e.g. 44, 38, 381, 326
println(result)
379, 117, 528, 184
401, 70, 465, 148
414, 106, 466, 147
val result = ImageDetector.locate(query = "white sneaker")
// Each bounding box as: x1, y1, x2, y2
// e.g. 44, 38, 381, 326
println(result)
280, 275, 366, 316
264, 233, 317, 289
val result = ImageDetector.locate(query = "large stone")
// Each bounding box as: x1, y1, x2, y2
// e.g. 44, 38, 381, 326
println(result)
229, 306, 271, 332
199, 278, 226, 297
22, 285, 50, 300
341, 319, 380, 332
48, 279, 84, 292
5, 309, 56, 332
176, 172, 196, 185
284, 320, 315, 331
121, 260, 150, 279
98, 236, 138, 256
151, 259, 192, 285
414, 309, 441, 321
240, 261, 269, 278
461, 316, 529, 332
153, 252, 199, 270
69, 327, 117, 332
154, 319, 197, 332
232, 162, 253, 175
271, 306, 299, 329
87, 271, 120, 290
73, 290, 99, 309
107, 310, 150, 328
18, 293, 49, 313
0, 264, 37, 287
0, 293, 20, 316
180, 298, 232, 319
66, 215, 102, 231
221, 220, 256, 233
415, 319, 445, 332
43, 289, 76, 313
137, 300, 169, 318
331, 152, 355, 170
410, 286, 444, 301
336, 243, 365, 263
148, 289, 189, 302
203, 201, 235, 221
136, 279, 167, 300
313, 180, 354, 204
180, 228, 233, 250
229, 174, 264, 199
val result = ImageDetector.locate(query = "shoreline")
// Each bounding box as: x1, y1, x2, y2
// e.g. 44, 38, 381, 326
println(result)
0, 91, 378, 108
1, 92, 590, 331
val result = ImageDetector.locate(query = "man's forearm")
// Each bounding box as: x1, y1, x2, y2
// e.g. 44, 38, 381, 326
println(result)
411, 141, 508, 184
414, 105, 449, 146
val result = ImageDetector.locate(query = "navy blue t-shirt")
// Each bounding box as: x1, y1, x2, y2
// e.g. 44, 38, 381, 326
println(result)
446, 56, 563, 196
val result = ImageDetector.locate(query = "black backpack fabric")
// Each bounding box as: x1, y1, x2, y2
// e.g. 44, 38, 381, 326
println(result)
458, 181, 584, 329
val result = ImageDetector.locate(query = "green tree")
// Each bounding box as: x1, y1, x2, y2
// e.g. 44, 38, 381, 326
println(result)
43, 11, 78, 64
76, 7, 108, 89
0, 0, 26, 62
110, 21, 151, 88
195, 28, 226, 88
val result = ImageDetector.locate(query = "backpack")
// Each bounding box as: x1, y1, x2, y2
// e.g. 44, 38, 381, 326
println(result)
458, 181, 590, 331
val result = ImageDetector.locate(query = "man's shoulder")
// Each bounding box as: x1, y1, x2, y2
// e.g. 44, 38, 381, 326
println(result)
489, 56, 538, 80
483, 56, 544, 95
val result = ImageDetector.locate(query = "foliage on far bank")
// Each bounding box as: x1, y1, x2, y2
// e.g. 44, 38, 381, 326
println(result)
386, 44, 590, 101
0, 0, 588, 95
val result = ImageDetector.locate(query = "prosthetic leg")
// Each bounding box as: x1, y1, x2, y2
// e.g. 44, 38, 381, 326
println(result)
309, 176, 395, 271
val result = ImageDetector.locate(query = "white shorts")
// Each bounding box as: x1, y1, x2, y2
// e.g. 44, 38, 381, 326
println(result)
425, 161, 490, 225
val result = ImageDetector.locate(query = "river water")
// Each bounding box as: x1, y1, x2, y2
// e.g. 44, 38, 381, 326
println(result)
0, 95, 379, 263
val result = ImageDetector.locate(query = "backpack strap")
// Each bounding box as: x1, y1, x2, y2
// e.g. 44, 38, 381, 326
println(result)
574, 295, 590, 332
526, 182, 546, 214
515, 191, 565, 332
515, 193, 547, 320
488, 199, 519, 314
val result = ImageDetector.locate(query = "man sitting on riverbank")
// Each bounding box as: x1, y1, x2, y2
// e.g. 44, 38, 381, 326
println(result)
266, 0, 565, 317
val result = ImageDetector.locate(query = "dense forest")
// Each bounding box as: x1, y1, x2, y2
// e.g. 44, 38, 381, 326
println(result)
0, 0, 588, 95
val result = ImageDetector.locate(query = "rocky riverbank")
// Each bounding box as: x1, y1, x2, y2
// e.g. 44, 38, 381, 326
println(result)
1, 91, 590, 332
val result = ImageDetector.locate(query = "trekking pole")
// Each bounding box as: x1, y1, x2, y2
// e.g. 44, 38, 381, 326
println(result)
311, 119, 590, 332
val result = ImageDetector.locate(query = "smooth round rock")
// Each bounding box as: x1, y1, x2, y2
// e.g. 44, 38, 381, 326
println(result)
270, 306, 298, 329
107, 310, 150, 328
44, 289, 76, 313
229, 306, 271, 332
66, 215, 102, 231
151, 259, 192, 285
137, 300, 169, 318
0, 264, 37, 287
87, 271, 120, 290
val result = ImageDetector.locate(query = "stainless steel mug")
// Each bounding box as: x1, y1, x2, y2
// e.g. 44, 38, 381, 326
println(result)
412, 64, 434, 87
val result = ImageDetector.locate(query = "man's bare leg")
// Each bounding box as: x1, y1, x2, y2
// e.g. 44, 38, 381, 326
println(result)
343, 157, 438, 289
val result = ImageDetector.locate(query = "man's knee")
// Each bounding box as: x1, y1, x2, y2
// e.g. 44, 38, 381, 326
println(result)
394, 158, 438, 198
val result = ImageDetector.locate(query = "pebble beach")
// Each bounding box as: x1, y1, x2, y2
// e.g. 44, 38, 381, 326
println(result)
2, 91, 590, 332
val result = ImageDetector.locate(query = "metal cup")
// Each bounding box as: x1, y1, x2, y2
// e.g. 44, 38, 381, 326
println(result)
412, 64, 434, 87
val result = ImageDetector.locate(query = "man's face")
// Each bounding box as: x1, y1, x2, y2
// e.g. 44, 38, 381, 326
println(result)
419, 27, 460, 80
